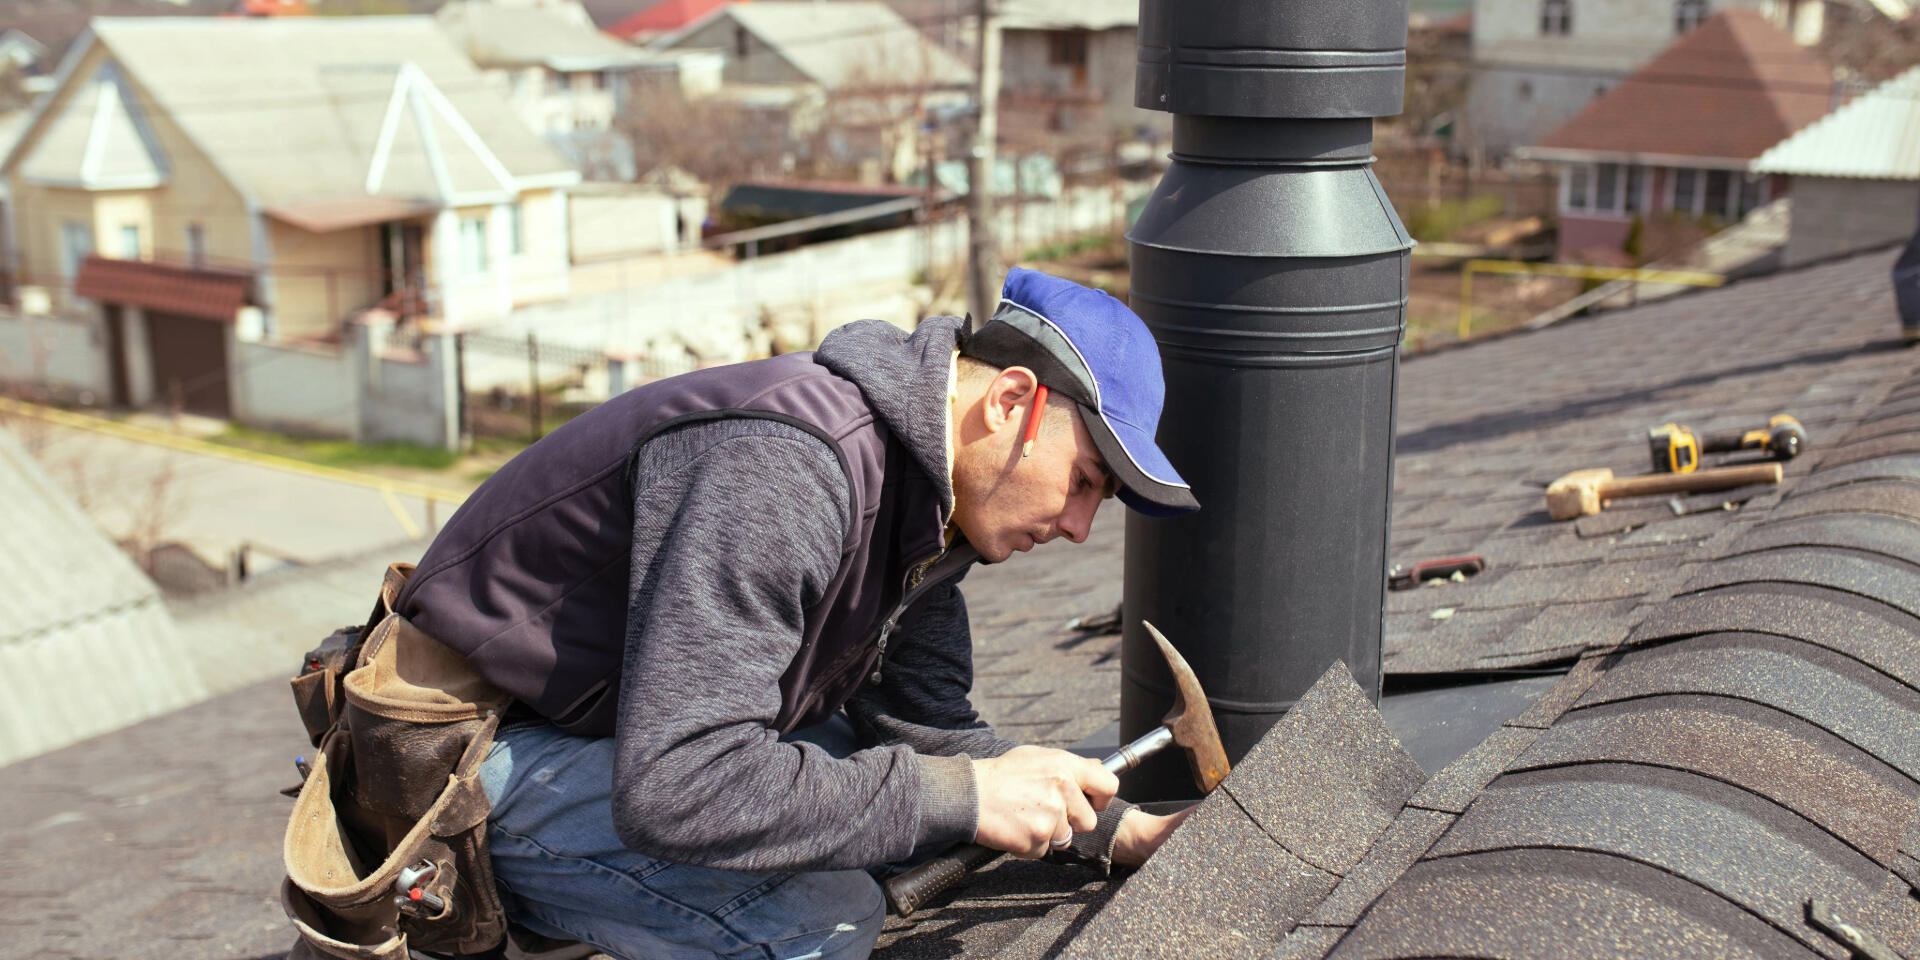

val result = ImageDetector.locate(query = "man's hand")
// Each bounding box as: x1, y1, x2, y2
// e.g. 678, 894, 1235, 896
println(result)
1111, 806, 1194, 867
971, 746, 1119, 859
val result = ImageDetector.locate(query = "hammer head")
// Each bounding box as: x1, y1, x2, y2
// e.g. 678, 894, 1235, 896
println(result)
1142, 621, 1231, 793
1546, 467, 1615, 520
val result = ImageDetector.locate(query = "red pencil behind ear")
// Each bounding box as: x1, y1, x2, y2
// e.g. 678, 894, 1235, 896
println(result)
1020, 384, 1048, 458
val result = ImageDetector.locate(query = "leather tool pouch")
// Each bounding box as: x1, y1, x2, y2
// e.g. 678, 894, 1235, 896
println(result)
281, 562, 511, 959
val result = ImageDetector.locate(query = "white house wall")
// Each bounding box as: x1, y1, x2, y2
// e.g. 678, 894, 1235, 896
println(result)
1784, 176, 1920, 267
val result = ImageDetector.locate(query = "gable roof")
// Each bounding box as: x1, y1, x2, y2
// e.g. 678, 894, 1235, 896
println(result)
998, 0, 1137, 31
606, 0, 731, 40
435, 0, 652, 72
1754, 64, 1920, 180
660, 1, 972, 91
0, 426, 205, 768
1533, 8, 1833, 163
16, 59, 167, 190
4, 17, 577, 217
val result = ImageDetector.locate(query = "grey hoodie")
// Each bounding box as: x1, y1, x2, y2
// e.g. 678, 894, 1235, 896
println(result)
610, 316, 1130, 873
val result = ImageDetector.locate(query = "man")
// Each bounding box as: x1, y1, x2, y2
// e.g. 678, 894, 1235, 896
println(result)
393, 268, 1200, 959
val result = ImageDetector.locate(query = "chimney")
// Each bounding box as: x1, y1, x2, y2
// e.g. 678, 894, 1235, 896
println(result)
1119, 0, 1413, 799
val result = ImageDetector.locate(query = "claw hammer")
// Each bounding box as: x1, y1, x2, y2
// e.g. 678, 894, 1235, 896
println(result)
883, 622, 1231, 916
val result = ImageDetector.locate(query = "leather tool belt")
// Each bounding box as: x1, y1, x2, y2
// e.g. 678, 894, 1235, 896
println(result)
280, 562, 511, 959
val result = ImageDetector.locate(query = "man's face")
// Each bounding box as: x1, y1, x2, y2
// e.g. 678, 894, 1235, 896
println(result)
951, 370, 1119, 563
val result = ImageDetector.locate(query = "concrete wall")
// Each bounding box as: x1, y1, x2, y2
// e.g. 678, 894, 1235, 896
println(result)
1783, 176, 1920, 267
570, 189, 682, 261
228, 337, 358, 438
0, 307, 108, 396
359, 329, 459, 450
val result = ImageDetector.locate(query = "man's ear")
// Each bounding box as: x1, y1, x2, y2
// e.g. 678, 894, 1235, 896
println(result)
982, 366, 1040, 434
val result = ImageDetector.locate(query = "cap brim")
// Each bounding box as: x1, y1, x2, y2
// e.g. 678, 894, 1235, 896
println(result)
1078, 404, 1199, 518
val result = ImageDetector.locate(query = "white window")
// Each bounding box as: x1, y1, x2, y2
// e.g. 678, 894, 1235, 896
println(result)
1737, 174, 1767, 218
119, 224, 140, 259
1673, 167, 1700, 212
60, 221, 94, 299
1541, 0, 1572, 35
1676, 0, 1709, 32
460, 216, 489, 275
509, 202, 525, 256
1566, 165, 1591, 211
1565, 163, 1645, 215
186, 223, 206, 268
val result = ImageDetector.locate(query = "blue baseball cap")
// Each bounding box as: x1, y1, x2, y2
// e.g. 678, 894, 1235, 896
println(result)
959, 267, 1199, 517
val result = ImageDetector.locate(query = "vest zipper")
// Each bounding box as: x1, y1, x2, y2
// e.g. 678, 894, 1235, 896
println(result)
870, 548, 949, 685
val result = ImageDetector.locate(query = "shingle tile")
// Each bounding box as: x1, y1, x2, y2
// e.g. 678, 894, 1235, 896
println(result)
1729, 513, 1920, 567
1770, 479, 1920, 524
1574, 633, 1920, 779
1220, 665, 1427, 876
1264, 924, 1349, 960
1301, 809, 1456, 926
1632, 582, 1920, 690
1820, 434, 1920, 470
1794, 454, 1920, 495
1428, 764, 1887, 955
1680, 546, 1920, 620
1506, 650, 1622, 729
1054, 787, 1335, 960
1326, 848, 1815, 960
1519, 696, 1919, 867
1406, 725, 1546, 814
1835, 410, 1920, 445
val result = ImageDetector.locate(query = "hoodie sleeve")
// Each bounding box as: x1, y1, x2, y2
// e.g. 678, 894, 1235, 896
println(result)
610, 420, 977, 872
845, 578, 1139, 872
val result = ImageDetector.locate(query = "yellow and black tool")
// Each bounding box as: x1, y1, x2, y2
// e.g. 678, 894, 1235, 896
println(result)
1648, 414, 1806, 474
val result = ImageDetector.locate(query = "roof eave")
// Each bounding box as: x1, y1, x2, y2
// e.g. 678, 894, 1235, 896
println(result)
1518, 145, 1760, 171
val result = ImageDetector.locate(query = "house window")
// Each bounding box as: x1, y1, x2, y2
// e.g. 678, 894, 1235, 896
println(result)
509, 202, 525, 256
1673, 167, 1699, 212
1519, 79, 1534, 101
1541, 0, 1572, 35
1048, 31, 1089, 67
1676, 0, 1709, 32
460, 216, 489, 275
1595, 162, 1619, 210
1704, 169, 1732, 218
1567, 164, 1591, 210
545, 69, 567, 96
119, 224, 140, 259
59, 221, 93, 298
1624, 164, 1645, 213
186, 224, 206, 268
735, 25, 750, 58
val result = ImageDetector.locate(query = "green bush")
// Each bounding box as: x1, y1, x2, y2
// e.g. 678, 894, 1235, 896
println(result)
1401, 192, 1506, 243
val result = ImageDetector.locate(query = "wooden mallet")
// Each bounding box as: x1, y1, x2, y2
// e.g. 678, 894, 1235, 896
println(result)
1546, 462, 1783, 520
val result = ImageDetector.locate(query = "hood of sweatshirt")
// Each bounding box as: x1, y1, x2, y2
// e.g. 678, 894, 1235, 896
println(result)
812, 314, 964, 516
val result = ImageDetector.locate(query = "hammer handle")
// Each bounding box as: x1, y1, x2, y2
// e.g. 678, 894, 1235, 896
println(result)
883, 738, 1153, 916
1601, 462, 1782, 501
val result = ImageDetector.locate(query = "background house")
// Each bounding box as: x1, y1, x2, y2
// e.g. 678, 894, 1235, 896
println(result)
996, 0, 1167, 165
649, 1, 973, 183
1755, 63, 1920, 267
1466, 0, 1828, 158
604, 0, 731, 44
0, 16, 577, 439
1519, 9, 1831, 263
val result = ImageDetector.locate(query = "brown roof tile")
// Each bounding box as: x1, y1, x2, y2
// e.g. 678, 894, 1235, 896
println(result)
1536, 9, 1832, 160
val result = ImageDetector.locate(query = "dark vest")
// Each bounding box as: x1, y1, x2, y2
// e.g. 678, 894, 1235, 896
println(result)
395, 352, 948, 735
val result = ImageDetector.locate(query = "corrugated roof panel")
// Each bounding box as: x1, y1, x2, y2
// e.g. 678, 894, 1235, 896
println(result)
1754, 66, 1920, 180
0, 428, 205, 766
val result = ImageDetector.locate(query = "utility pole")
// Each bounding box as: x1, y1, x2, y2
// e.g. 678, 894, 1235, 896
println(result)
966, 0, 1002, 324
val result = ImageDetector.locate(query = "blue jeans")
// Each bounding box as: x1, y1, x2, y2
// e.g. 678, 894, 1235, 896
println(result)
478, 720, 884, 960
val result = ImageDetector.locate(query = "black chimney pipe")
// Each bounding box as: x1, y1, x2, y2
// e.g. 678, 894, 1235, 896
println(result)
1119, 0, 1413, 800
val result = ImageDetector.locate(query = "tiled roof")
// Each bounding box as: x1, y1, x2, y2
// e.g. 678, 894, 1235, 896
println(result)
73, 255, 252, 322
1533, 8, 1833, 162
1755, 64, 1920, 180
606, 0, 730, 40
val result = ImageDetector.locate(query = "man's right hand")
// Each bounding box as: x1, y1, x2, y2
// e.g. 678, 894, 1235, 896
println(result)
970, 746, 1119, 859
